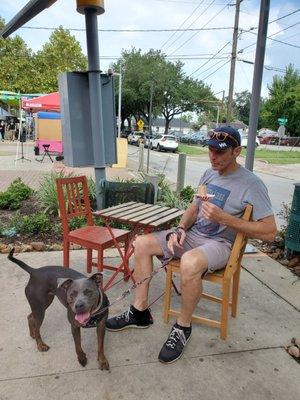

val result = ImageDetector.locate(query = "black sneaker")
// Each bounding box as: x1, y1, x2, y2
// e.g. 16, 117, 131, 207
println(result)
158, 322, 192, 364
106, 305, 153, 331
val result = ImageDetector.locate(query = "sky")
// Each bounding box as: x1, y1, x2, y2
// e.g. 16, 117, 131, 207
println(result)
0, 0, 299, 100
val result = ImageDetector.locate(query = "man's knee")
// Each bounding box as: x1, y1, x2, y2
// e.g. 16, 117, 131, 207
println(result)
180, 250, 208, 282
134, 234, 156, 256
134, 233, 163, 258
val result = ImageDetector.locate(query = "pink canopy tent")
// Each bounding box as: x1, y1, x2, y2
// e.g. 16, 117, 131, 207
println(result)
22, 92, 62, 155
22, 92, 60, 112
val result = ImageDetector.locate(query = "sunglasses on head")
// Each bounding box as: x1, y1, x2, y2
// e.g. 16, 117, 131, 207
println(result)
208, 130, 240, 147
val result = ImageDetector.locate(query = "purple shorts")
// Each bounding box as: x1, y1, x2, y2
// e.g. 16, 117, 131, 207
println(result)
152, 227, 232, 273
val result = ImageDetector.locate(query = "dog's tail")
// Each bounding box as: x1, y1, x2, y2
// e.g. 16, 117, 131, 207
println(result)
8, 248, 34, 274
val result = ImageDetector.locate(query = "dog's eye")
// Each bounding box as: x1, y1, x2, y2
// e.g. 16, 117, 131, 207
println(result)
70, 290, 78, 299
83, 289, 92, 296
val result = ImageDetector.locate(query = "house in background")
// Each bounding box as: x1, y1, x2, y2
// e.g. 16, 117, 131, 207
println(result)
152, 117, 190, 134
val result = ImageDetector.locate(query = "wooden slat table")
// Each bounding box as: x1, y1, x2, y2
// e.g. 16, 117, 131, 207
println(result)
94, 202, 184, 289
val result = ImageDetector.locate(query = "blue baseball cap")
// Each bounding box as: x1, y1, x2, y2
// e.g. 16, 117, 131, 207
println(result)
207, 126, 241, 150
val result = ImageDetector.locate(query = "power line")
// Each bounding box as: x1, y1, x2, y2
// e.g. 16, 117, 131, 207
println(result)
268, 8, 300, 24
160, 0, 206, 50
238, 58, 300, 74
168, 0, 233, 55
201, 59, 231, 80
239, 21, 300, 53
163, 0, 216, 52
188, 40, 232, 77
20, 25, 233, 33
195, 57, 230, 77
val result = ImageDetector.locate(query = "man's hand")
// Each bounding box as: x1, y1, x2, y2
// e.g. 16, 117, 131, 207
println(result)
167, 228, 186, 255
201, 202, 226, 224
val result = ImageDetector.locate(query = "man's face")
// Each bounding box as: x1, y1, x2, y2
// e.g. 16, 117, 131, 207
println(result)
208, 145, 241, 173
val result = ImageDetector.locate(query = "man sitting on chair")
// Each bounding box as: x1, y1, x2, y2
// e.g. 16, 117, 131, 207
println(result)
106, 126, 277, 364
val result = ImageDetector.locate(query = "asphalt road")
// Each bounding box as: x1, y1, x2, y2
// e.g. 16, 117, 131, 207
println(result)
129, 145, 298, 226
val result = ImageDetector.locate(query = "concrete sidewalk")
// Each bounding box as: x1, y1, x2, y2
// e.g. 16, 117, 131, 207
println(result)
0, 249, 299, 400
0, 142, 138, 191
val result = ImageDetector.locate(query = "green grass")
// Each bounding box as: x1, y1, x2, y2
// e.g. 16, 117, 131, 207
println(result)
178, 144, 300, 164
178, 144, 208, 156
241, 148, 300, 164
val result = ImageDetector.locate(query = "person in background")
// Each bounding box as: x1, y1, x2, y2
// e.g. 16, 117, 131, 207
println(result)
0, 120, 5, 141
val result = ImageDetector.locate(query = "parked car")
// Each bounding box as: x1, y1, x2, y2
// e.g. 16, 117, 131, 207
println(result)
189, 132, 205, 145
240, 134, 260, 148
127, 131, 144, 146
149, 134, 178, 152
143, 132, 153, 148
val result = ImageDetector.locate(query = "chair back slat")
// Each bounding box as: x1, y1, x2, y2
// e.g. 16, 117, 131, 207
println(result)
224, 204, 253, 278
56, 176, 94, 234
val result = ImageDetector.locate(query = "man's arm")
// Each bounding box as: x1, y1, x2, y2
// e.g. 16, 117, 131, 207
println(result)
201, 202, 277, 242
177, 201, 198, 231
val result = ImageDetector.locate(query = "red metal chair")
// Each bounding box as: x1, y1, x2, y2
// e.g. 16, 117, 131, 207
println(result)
56, 176, 130, 280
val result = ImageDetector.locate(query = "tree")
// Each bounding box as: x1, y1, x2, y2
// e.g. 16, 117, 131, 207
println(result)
0, 17, 36, 93
260, 65, 300, 136
232, 90, 251, 125
33, 26, 87, 93
112, 48, 215, 133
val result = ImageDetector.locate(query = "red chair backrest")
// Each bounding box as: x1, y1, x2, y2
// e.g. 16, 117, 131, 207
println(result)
56, 176, 94, 234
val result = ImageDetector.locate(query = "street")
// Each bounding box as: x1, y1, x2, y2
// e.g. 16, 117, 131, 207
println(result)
128, 145, 298, 226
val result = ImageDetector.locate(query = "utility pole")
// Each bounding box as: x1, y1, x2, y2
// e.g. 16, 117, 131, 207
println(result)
227, 0, 242, 122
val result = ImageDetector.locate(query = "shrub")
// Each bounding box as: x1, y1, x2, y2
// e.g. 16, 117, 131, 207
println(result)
37, 171, 72, 216
157, 174, 195, 210
37, 172, 97, 215
11, 212, 51, 235
0, 178, 33, 210
276, 202, 292, 247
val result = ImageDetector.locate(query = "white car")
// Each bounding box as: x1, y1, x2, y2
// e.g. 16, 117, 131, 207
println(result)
240, 134, 260, 148
127, 131, 144, 146
149, 134, 178, 152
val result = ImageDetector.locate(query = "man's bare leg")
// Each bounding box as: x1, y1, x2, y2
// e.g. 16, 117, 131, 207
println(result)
132, 234, 164, 311
177, 248, 208, 327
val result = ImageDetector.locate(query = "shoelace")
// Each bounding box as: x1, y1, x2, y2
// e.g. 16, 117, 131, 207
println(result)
166, 327, 188, 349
116, 308, 132, 322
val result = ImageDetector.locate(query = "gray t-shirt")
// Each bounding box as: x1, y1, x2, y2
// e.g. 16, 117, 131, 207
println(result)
192, 165, 273, 243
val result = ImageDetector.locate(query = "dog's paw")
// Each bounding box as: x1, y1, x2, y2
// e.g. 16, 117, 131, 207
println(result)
37, 342, 50, 352
98, 357, 110, 371
78, 352, 88, 367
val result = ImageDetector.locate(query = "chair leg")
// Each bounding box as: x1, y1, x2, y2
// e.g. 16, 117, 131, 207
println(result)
220, 279, 231, 340
63, 241, 70, 268
123, 237, 130, 282
97, 248, 104, 273
163, 266, 173, 323
231, 267, 241, 317
87, 249, 92, 274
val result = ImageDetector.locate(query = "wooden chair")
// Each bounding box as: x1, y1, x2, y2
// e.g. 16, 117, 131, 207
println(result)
56, 176, 130, 279
163, 204, 253, 340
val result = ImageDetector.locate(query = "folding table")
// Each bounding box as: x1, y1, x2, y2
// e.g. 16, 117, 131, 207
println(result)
94, 202, 184, 290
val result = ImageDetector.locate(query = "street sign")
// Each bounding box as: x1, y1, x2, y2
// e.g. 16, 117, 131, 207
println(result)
278, 117, 288, 125
137, 119, 144, 131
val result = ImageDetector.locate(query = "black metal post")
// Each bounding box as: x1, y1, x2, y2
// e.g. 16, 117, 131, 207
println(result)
84, 8, 106, 208
245, 0, 270, 171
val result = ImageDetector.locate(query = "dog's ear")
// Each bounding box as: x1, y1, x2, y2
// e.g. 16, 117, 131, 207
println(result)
57, 278, 73, 291
89, 273, 103, 287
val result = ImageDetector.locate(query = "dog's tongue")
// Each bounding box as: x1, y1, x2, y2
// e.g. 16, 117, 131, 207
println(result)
75, 312, 90, 325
